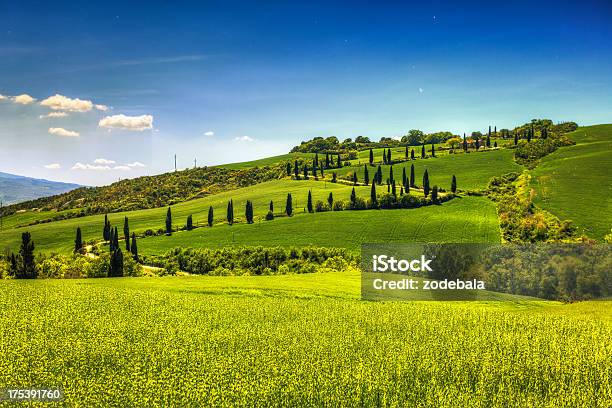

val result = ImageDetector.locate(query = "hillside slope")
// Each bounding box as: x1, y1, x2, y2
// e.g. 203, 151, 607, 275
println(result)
530, 124, 612, 240
0, 172, 79, 205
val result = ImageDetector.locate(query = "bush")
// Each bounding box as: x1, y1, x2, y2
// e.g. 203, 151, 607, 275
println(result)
315, 201, 329, 212
332, 201, 345, 211
265, 211, 274, 221
348, 196, 367, 210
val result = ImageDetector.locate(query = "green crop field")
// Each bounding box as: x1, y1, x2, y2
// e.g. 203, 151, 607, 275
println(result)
530, 124, 612, 240
0, 273, 609, 406
340, 148, 522, 191
137, 196, 499, 254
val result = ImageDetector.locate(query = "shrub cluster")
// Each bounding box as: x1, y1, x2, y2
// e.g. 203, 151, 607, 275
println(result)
144, 246, 358, 276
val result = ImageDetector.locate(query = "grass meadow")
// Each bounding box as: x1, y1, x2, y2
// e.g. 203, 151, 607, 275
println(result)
530, 124, 612, 240
0, 272, 610, 406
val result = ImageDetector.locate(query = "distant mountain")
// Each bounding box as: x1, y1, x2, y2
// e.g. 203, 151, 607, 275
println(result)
0, 172, 80, 205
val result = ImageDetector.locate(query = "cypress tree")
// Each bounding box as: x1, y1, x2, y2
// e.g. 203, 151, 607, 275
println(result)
109, 227, 115, 251
387, 148, 392, 163
328, 192, 334, 209
423, 170, 430, 197
514, 133, 518, 145
352, 172, 358, 185
350, 187, 356, 204
320, 166, 324, 178
486, 133, 491, 148
103, 214, 110, 241
286, 162, 291, 176
475, 138, 480, 150
130, 233, 138, 261
369, 148, 374, 164
123, 216, 130, 251
370, 183, 377, 206
166, 207, 173, 235
451, 175, 457, 194
110, 248, 124, 277
245, 201, 253, 224
313, 160, 318, 180
392, 181, 397, 197
336, 154, 341, 167
10, 253, 17, 277
113, 226, 119, 251
402, 167, 407, 189
405, 145, 409, 159
227, 200, 234, 225
376, 165, 382, 185
364, 165, 370, 185
383, 149, 387, 164
269, 200, 274, 213
186, 214, 193, 231
325, 153, 330, 168
431, 185, 438, 203
307, 191, 313, 213
410, 164, 415, 187
527, 130, 532, 142
431, 143, 435, 157
411, 149, 415, 160
389, 165, 394, 184
303, 165, 308, 180
421, 144, 426, 158
332, 172, 337, 183
208, 206, 214, 227
463, 133, 468, 152
494, 141, 497, 148
74, 227, 83, 254
294, 160, 299, 179
286, 193, 293, 216
314, 153, 319, 167
400, 186, 404, 196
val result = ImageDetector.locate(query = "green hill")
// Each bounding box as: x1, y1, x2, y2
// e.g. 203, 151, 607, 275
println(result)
530, 124, 612, 240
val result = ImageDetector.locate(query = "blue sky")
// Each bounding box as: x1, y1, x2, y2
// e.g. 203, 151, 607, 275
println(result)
0, 0, 611, 185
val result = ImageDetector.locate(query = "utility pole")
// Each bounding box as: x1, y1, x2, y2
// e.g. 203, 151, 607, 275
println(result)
0, 200, 3, 231
174, 154, 177, 172
194, 158, 197, 168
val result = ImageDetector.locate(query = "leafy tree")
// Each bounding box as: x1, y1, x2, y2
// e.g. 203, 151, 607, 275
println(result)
18, 232, 36, 279
423, 169, 430, 197
286, 193, 293, 216
186, 214, 193, 231
402, 129, 424, 145
370, 183, 377, 205
74, 227, 83, 254
327, 192, 333, 209
227, 200, 234, 225
421, 144, 426, 158
364, 165, 369, 185
410, 164, 415, 187
451, 175, 457, 194
130, 233, 138, 261
369, 148, 374, 164
123, 216, 130, 251
350, 187, 356, 205
165, 207, 173, 235
431, 185, 438, 203
208, 206, 214, 227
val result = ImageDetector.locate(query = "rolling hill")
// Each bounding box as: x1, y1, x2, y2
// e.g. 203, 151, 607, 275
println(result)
0, 172, 79, 205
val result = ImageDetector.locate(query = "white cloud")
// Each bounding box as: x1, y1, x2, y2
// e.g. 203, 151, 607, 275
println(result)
113, 165, 131, 171
204, 131, 215, 136
48, 127, 80, 137
71, 162, 111, 171
93, 158, 116, 165
98, 114, 153, 131
234, 135, 255, 142
418, 88, 424, 93
13, 94, 36, 104
44, 163, 61, 169
39, 111, 68, 119
40, 94, 93, 112
95, 104, 109, 111
126, 161, 146, 168
0, 94, 7, 100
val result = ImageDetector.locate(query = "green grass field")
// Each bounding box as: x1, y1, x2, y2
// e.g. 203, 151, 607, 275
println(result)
341, 148, 522, 191
217, 152, 314, 169
138, 196, 499, 255
0, 180, 498, 254
0, 273, 609, 406
530, 124, 612, 240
